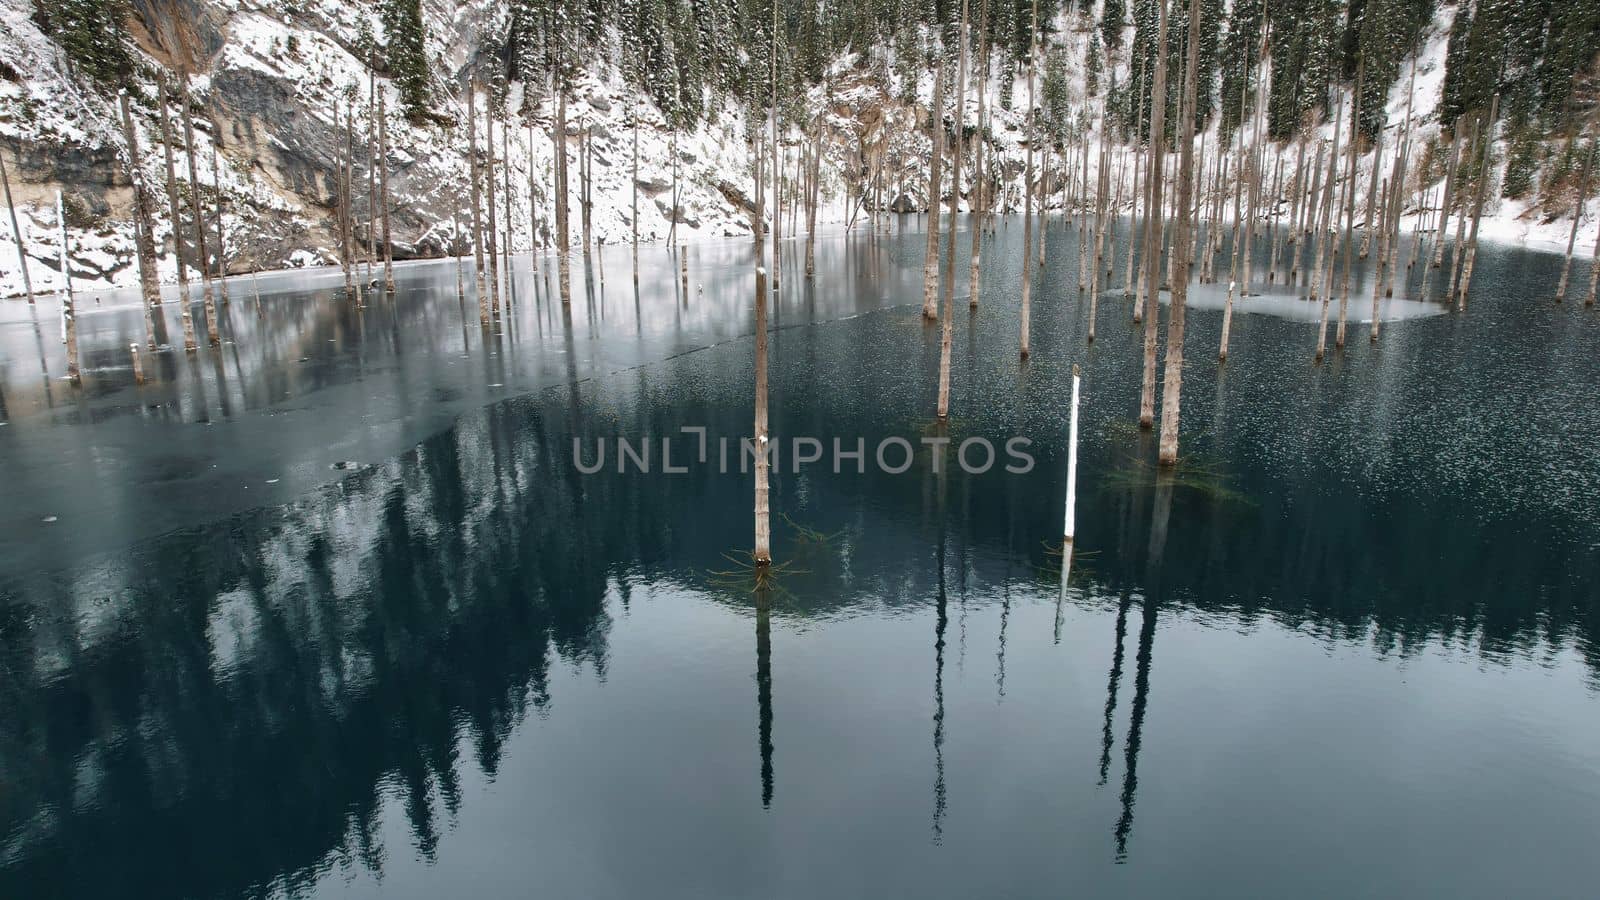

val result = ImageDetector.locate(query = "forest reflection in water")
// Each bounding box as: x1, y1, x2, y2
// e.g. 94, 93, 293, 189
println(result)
2, 219, 1599, 898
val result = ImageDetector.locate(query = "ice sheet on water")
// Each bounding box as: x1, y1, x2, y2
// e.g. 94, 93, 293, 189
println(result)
1166, 281, 1447, 324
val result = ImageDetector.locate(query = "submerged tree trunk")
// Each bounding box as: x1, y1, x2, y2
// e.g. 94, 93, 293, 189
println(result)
754, 265, 771, 566
379, 91, 395, 293
1137, 0, 1171, 429
1430, 120, 1461, 269
1020, 0, 1039, 358
556, 84, 572, 304
117, 91, 160, 348
1158, 0, 1201, 466
157, 81, 197, 352
923, 52, 947, 321
58, 190, 78, 384
941, 0, 969, 322
1337, 77, 1360, 349
468, 85, 488, 323
1314, 99, 1345, 361
631, 107, 639, 279
210, 132, 229, 306
486, 108, 501, 318
178, 75, 218, 345
1556, 140, 1595, 301
1456, 93, 1500, 310
1586, 216, 1600, 306
968, 8, 989, 308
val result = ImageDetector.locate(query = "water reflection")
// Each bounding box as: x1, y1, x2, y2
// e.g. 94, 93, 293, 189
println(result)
1, 218, 1598, 897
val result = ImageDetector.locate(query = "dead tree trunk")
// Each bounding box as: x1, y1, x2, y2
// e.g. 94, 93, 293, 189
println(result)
1556, 139, 1595, 301
379, 90, 394, 293
1315, 100, 1345, 361
968, 9, 989, 307
1020, 0, 1040, 358
1138, 0, 1171, 429
1455, 93, 1500, 309
923, 52, 947, 321
178, 75, 219, 345
58, 190, 79, 384
1158, 0, 1202, 465
1337, 79, 1359, 349
157, 81, 196, 351
209, 132, 229, 306
1430, 120, 1462, 270
468, 85, 488, 322
117, 91, 160, 347
754, 265, 771, 566
941, 0, 969, 322
486, 106, 501, 318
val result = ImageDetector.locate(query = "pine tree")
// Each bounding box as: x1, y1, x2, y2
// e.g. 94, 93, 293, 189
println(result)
1101, 0, 1126, 49
32, 0, 133, 87
383, 0, 433, 124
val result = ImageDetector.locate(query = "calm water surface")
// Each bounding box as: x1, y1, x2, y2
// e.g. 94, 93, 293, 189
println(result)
2, 219, 1599, 898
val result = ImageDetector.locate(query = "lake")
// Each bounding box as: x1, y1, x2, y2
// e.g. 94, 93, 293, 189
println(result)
2, 217, 1598, 898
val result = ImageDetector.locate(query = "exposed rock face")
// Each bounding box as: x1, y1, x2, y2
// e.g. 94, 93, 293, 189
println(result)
3, 0, 1054, 296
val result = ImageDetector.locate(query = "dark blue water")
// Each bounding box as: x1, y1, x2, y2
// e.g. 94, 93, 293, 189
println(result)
2, 219, 1598, 898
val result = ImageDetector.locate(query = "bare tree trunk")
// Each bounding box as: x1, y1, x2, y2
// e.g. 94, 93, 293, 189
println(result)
57, 190, 80, 384
117, 91, 160, 347
379, 90, 394, 293
1138, 0, 1170, 429
1369, 178, 1388, 340
157, 81, 196, 352
505, 110, 516, 280
1430, 119, 1461, 269
806, 122, 820, 277
1556, 139, 1594, 301
338, 101, 354, 302
1447, 115, 1478, 294
1238, 17, 1269, 299
179, 75, 218, 345
1020, 0, 1039, 357
468, 85, 488, 323
1455, 93, 1500, 310
1315, 99, 1345, 361
1158, 0, 1201, 465
0, 151, 35, 304
770, 0, 781, 294
942, 0, 969, 320
1267, 153, 1285, 282
1360, 128, 1383, 259
556, 82, 572, 304
754, 265, 771, 566
632, 107, 639, 281
1337, 74, 1360, 349
924, 52, 947, 321
486, 106, 501, 318
1586, 214, 1600, 306
210, 131, 230, 306
1310, 138, 1338, 304
580, 125, 592, 252
968, 12, 988, 307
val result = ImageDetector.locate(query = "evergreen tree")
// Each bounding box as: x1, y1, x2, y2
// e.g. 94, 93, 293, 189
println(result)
32, 0, 133, 87
1218, 0, 1263, 139
383, 0, 433, 123
1101, 0, 1126, 49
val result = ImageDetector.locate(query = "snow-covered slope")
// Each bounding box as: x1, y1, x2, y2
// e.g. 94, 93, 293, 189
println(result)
0, 1, 1593, 299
